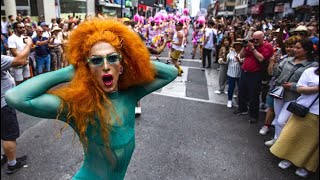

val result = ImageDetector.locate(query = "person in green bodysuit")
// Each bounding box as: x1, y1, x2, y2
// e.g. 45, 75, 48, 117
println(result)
5, 18, 178, 180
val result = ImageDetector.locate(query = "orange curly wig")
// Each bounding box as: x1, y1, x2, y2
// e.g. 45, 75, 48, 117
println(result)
49, 18, 155, 150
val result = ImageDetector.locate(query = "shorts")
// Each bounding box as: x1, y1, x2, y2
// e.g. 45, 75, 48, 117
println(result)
266, 94, 274, 108
170, 49, 183, 60
1, 105, 20, 141
10, 65, 30, 82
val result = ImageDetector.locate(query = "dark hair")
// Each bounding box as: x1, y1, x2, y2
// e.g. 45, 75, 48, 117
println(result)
315, 66, 319, 75
12, 22, 22, 30
8, 15, 13, 19
208, 20, 215, 27
151, 21, 155, 26
297, 39, 315, 61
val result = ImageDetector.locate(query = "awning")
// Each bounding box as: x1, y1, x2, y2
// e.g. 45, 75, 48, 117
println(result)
274, 3, 285, 13
235, 7, 248, 15
251, 3, 263, 15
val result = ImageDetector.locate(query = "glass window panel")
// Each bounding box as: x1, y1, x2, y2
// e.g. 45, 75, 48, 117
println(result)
16, 0, 29, 6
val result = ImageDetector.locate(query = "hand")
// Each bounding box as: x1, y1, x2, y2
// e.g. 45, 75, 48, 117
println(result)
24, 36, 33, 47
282, 82, 292, 89
247, 41, 254, 50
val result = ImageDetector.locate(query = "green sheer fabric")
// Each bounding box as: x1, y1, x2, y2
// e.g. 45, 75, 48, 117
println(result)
5, 61, 178, 180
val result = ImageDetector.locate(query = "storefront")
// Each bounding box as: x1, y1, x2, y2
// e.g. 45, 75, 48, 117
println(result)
250, 2, 263, 19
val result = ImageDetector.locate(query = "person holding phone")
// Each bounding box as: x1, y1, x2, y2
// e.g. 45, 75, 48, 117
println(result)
1, 36, 33, 174
264, 39, 318, 147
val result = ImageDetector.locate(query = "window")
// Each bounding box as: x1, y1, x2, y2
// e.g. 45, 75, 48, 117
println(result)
226, 6, 234, 11
1, 0, 4, 6
16, 0, 29, 6
30, 0, 38, 16
17, 10, 28, 16
1, 10, 5, 15
60, 0, 86, 13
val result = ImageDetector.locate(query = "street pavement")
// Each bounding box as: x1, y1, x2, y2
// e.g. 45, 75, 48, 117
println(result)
1, 30, 319, 180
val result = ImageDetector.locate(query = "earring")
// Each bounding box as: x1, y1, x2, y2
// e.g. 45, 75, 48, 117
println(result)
119, 67, 124, 74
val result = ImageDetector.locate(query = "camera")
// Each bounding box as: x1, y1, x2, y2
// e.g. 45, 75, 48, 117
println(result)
242, 39, 253, 46
23, 37, 28, 44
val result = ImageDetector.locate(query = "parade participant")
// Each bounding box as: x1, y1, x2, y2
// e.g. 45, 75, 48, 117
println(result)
170, 21, 185, 76
5, 18, 178, 180
191, 23, 204, 59
1, 36, 33, 174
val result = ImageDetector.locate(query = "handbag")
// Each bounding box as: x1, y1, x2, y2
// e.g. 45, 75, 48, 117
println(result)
287, 95, 319, 117
269, 64, 301, 99
269, 86, 284, 99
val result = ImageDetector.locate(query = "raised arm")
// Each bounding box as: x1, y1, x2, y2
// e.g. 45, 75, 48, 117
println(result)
134, 61, 178, 100
5, 65, 75, 120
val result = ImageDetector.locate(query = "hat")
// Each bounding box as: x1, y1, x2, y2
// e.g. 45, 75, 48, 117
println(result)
51, 26, 61, 32
294, 25, 308, 32
40, 22, 48, 27
232, 39, 243, 47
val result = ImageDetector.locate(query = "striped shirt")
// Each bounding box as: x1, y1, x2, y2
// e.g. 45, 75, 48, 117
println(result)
227, 49, 242, 78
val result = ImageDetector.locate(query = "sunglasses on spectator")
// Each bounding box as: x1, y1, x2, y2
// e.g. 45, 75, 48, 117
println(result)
87, 53, 122, 66
17, 26, 25, 29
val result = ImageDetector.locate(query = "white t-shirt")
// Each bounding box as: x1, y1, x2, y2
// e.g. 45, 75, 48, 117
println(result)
8, 33, 26, 52
1, 21, 9, 34
204, 28, 215, 50
296, 67, 319, 115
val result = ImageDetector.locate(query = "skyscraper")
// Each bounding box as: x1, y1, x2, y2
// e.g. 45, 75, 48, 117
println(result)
200, 0, 213, 9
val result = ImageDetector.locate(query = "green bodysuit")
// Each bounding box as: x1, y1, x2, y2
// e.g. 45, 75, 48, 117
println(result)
5, 61, 178, 180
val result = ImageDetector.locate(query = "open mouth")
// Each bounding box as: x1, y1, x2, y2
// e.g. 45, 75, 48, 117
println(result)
102, 74, 113, 86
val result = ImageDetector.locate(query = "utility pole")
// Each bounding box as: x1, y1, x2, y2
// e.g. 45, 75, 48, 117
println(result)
121, 0, 123, 18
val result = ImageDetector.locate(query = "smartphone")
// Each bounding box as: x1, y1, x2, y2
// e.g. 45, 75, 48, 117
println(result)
23, 37, 27, 44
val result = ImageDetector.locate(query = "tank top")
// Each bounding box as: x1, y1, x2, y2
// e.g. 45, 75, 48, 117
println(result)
172, 30, 184, 52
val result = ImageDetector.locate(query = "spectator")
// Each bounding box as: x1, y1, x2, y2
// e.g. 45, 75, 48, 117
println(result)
259, 36, 301, 136
225, 39, 243, 107
1, 16, 9, 37
1, 34, 8, 55
32, 27, 51, 74
48, 26, 63, 71
8, 22, 31, 85
215, 36, 231, 94
1, 36, 33, 174
235, 31, 273, 124
202, 20, 215, 69
265, 39, 318, 146
270, 66, 319, 178
293, 25, 309, 40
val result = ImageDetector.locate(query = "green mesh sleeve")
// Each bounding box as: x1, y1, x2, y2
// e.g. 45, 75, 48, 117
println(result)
133, 61, 178, 101
5, 65, 75, 120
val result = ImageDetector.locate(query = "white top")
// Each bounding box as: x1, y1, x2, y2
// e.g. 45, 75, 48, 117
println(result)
172, 30, 184, 52
203, 28, 215, 49
296, 67, 319, 115
1, 21, 8, 34
226, 49, 242, 78
8, 33, 26, 52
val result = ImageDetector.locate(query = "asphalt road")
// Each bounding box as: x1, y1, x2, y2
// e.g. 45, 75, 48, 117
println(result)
1, 29, 319, 180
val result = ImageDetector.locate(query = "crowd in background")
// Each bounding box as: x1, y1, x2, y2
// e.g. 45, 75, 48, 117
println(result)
1, 10, 319, 178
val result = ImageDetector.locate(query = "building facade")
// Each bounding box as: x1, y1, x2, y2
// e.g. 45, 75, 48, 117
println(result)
217, 0, 236, 17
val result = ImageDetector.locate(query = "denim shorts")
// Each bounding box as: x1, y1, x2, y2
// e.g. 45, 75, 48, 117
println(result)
266, 94, 274, 108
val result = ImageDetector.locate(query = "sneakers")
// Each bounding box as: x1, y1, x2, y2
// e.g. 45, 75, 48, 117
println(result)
265, 138, 276, 147
227, 100, 232, 108
259, 126, 270, 135
295, 168, 309, 178
135, 107, 141, 116
233, 94, 237, 98
6, 155, 28, 174
1, 154, 8, 165
224, 91, 228, 94
278, 160, 292, 170
233, 110, 249, 116
214, 90, 222, 95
